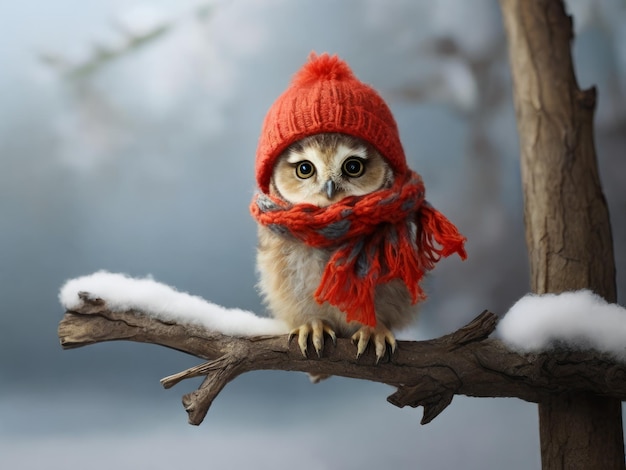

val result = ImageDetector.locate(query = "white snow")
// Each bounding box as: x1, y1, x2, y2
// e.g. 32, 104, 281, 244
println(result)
59, 271, 289, 337
60, 275, 626, 358
497, 290, 626, 360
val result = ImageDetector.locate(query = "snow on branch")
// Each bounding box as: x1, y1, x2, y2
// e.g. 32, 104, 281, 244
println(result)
57, 272, 626, 426
59, 271, 288, 336
498, 290, 626, 361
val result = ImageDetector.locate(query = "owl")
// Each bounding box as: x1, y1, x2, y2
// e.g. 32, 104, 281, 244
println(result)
256, 133, 419, 361
250, 53, 466, 365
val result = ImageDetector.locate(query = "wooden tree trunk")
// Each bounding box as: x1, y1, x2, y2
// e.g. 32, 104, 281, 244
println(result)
499, 0, 624, 468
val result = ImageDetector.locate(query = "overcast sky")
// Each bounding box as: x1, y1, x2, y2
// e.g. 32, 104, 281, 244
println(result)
2, 1, 625, 469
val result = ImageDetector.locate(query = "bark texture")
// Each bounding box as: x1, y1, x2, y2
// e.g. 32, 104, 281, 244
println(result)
499, 0, 623, 468
58, 294, 626, 427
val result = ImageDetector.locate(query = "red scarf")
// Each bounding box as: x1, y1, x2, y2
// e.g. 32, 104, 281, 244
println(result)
250, 171, 467, 327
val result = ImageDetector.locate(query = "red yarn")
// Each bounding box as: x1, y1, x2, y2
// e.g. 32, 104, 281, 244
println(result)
250, 171, 467, 327
292, 52, 355, 85
255, 53, 408, 194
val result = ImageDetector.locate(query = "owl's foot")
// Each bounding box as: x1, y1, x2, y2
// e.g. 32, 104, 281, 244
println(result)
288, 319, 337, 358
351, 324, 396, 363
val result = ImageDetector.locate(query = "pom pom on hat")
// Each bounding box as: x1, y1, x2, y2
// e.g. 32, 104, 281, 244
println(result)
292, 52, 355, 85
255, 52, 408, 194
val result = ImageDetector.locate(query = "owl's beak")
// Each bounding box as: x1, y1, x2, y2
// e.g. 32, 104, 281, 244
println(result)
324, 180, 337, 200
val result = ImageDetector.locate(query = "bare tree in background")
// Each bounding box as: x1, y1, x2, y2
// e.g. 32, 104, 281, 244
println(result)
500, 0, 624, 468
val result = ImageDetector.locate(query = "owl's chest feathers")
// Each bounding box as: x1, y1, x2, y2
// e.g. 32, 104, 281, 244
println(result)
257, 226, 329, 300
256, 225, 419, 334
256, 225, 353, 332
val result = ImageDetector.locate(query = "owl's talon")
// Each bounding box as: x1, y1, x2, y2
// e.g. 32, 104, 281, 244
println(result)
288, 326, 309, 357
298, 334, 309, 357
298, 326, 310, 357
352, 327, 371, 359
327, 327, 337, 346
351, 325, 396, 362
289, 320, 336, 358
311, 320, 324, 356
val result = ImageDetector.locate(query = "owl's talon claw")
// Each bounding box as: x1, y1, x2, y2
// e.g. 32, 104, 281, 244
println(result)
351, 325, 396, 362
352, 328, 371, 359
289, 320, 336, 358
312, 320, 324, 356
288, 331, 306, 357
327, 328, 337, 346
298, 328, 309, 358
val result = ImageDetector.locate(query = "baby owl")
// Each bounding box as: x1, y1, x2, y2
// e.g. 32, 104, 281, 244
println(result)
251, 53, 466, 362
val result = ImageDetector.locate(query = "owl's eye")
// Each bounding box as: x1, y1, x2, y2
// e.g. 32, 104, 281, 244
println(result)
295, 161, 315, 179
342, 157, 366, 178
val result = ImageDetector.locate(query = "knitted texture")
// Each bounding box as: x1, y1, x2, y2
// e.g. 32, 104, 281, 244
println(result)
251, 171, 467, 327
255, 52, 408, 194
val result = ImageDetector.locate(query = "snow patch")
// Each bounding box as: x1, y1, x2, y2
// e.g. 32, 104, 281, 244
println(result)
497, 290, 626, 360
59, 271, 288, 337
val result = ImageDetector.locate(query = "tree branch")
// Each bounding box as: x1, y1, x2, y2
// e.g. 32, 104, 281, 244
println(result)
57, 292, 626, 426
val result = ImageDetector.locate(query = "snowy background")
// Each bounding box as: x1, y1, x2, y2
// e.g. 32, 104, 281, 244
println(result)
2, 0, 626, 469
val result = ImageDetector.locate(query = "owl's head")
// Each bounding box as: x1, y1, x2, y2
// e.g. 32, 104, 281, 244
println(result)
270, 133, 393, 207
255, 53, 408, 196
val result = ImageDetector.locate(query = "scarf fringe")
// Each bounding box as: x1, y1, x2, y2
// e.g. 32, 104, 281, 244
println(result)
419, 203, 468, 262
314, 205, 466, 327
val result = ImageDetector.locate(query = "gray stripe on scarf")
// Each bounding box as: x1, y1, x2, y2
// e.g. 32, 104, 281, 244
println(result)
317, 219, 351, 240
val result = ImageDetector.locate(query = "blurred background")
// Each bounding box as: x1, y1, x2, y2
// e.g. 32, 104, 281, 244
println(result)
2, 0, 625, 468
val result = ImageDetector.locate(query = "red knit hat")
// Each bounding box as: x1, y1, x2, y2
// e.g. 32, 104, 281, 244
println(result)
255, 52, 408, 194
